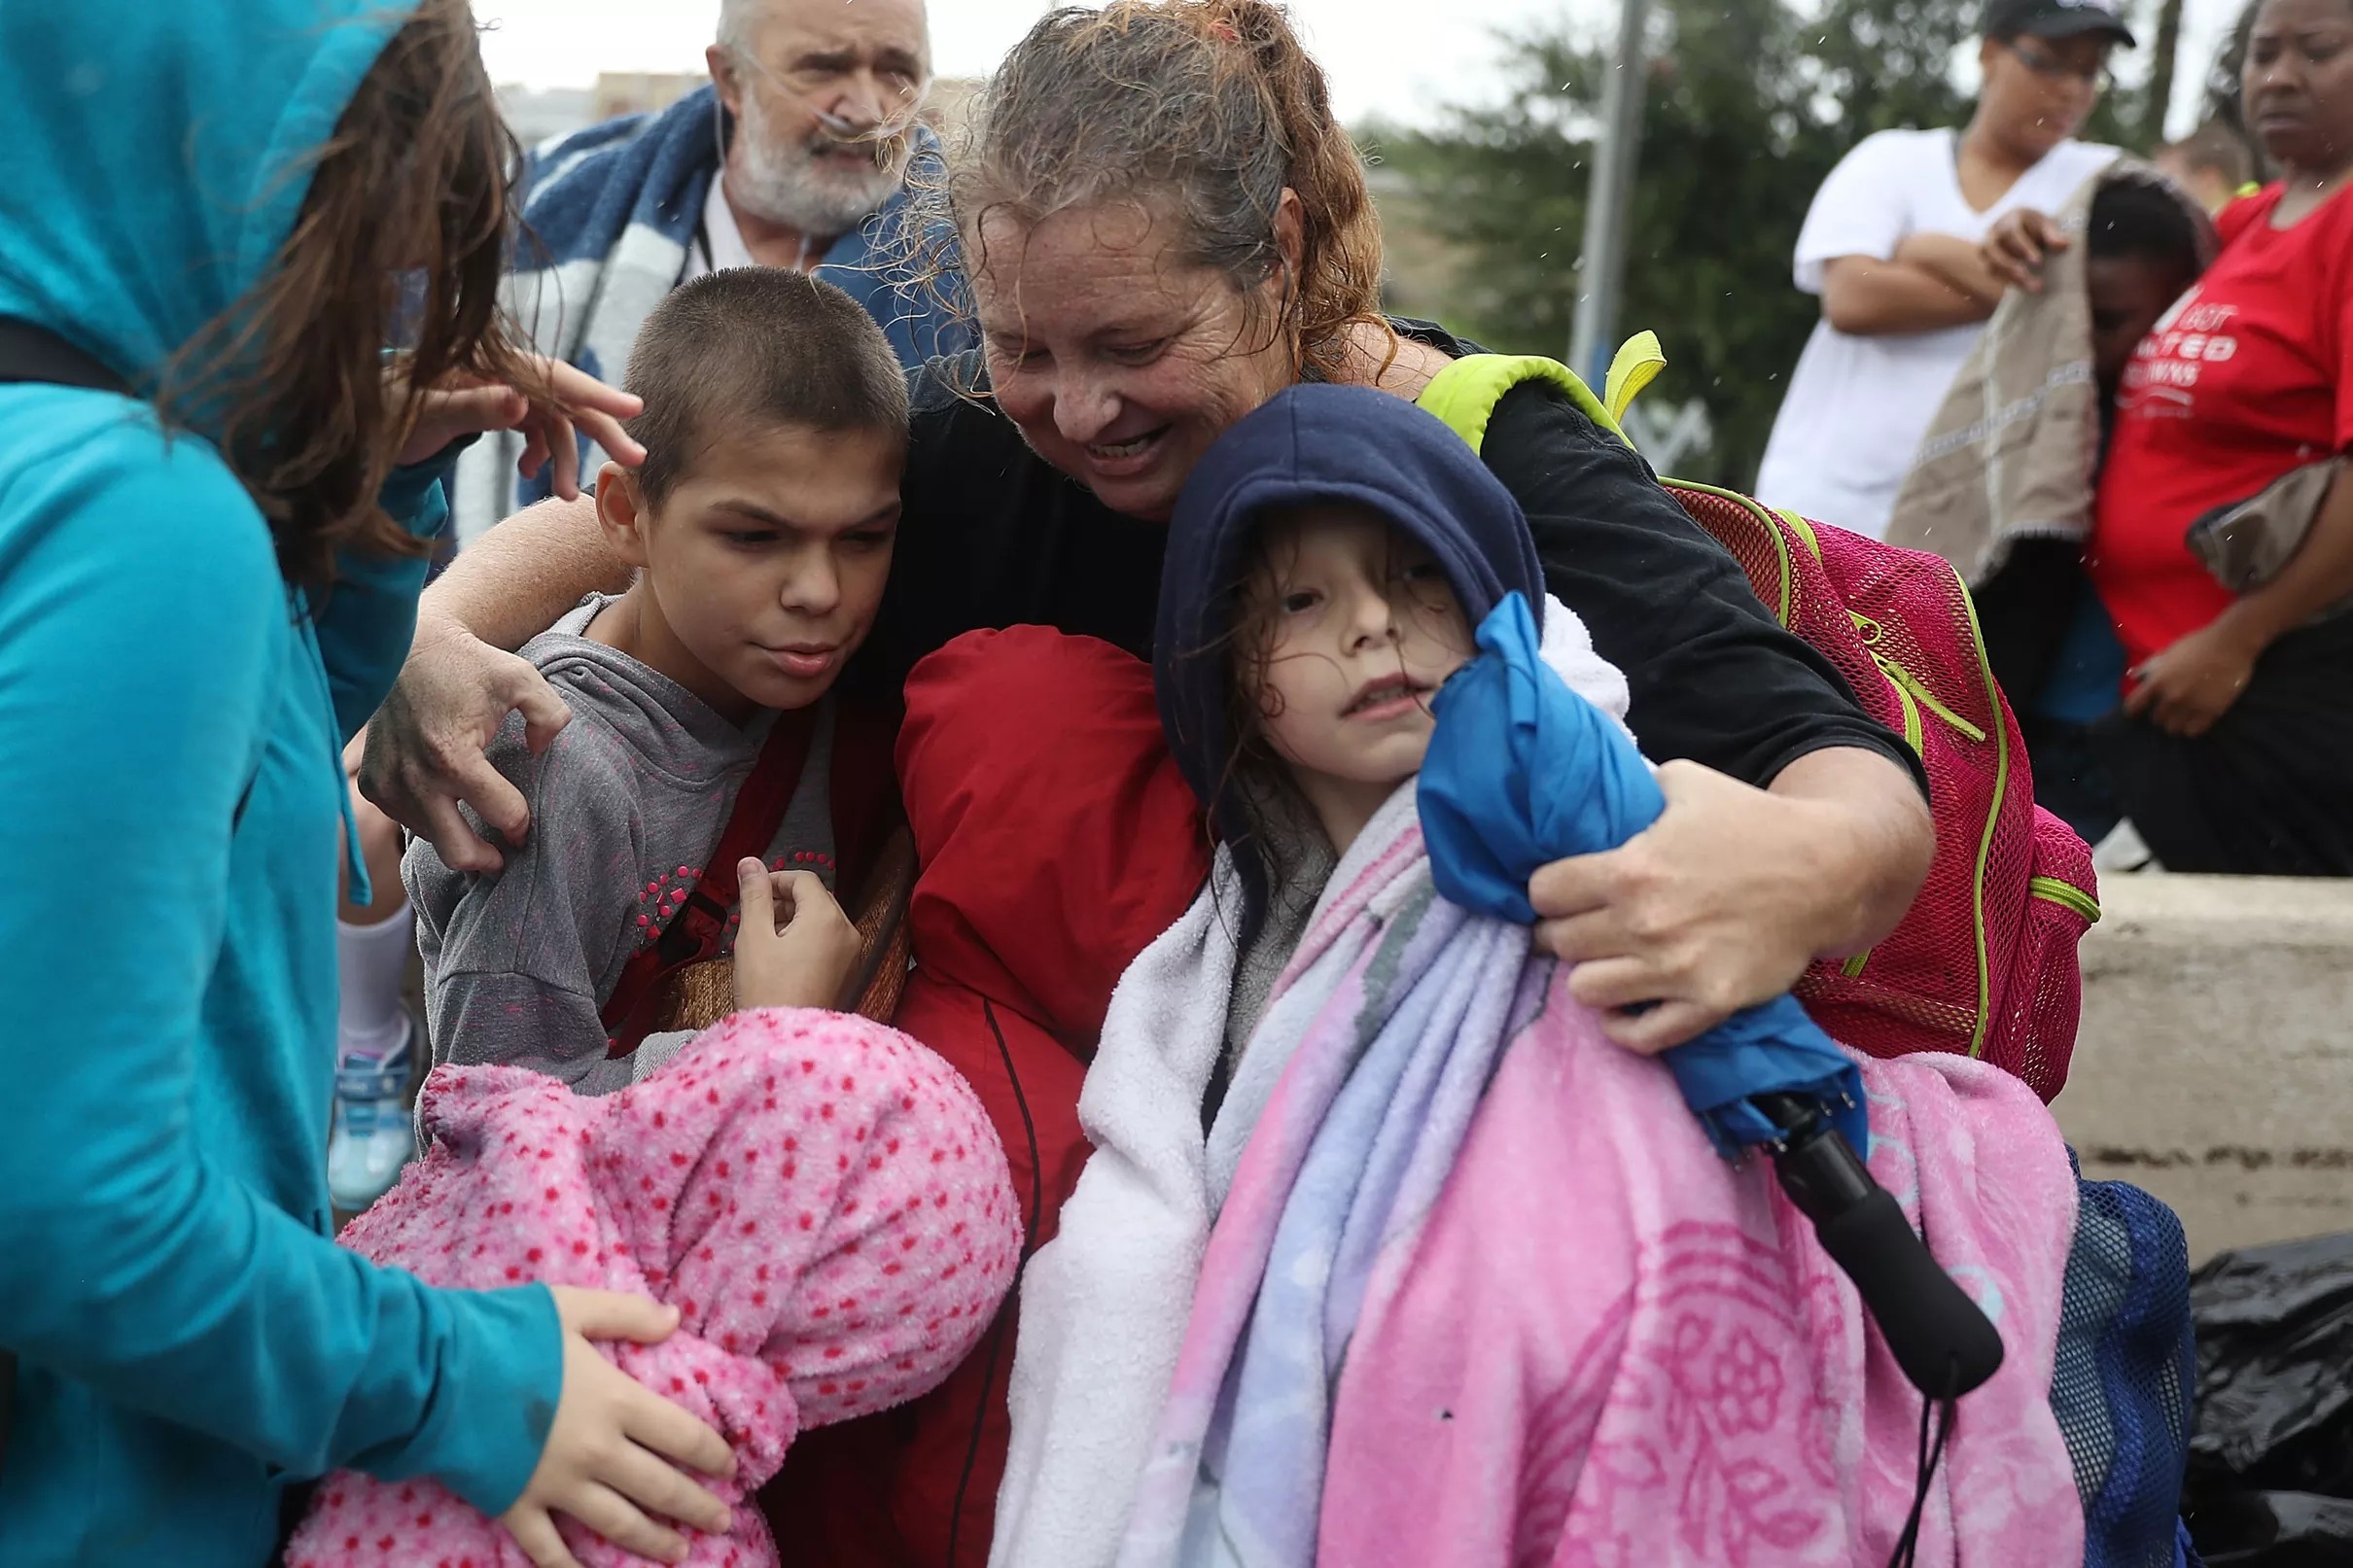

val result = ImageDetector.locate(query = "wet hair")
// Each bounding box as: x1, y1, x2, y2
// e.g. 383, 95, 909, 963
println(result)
941, 0, 1388, 384
160, 0, 527, 597
1206, 538, 1317, 940
2087, 178, 2207, 277
1200, 507, 1458, 940
619, 267, 910, 509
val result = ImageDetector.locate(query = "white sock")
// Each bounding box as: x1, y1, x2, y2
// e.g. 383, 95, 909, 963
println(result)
337, 906, 415, 1061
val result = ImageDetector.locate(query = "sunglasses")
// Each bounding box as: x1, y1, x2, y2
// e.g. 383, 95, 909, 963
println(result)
2004, 38, 2116, 93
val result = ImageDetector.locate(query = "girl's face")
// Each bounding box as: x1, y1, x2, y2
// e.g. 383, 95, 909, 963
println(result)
971, 201, 1300, 524
2244, 0, 2353, 177
1244, 505, 1474, 847
2087, 253, 2196, 391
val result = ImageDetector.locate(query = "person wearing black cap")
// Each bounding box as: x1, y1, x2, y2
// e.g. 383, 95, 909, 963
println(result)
1755, 0, 2135, 540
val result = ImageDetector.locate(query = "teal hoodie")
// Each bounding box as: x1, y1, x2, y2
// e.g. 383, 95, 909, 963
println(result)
0, 4, 562, 1563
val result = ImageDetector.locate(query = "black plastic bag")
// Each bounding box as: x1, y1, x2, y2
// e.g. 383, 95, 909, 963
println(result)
2185, 1234, 2353, 1563
2191, 1493, 2353, 1567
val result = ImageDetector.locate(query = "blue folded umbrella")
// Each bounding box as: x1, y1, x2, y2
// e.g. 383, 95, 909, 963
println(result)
1419, 593, 1868, 1160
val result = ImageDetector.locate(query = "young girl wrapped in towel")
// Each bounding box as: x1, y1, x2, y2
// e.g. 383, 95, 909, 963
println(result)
992, 383, 2088, 1568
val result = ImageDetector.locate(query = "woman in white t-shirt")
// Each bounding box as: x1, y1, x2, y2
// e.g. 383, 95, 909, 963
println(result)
1754, 0, 2133, 539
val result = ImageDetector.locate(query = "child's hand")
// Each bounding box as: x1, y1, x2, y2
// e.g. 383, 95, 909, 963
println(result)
731, 859, 861, 1013
500, 1287, 736, 1568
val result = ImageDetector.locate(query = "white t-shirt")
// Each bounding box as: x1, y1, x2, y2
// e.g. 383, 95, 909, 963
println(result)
1753, 128, 2116, 539
682, 175, 758, 283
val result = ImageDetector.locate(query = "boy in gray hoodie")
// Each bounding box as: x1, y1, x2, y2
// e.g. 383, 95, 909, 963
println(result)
404, 267, 909, 1093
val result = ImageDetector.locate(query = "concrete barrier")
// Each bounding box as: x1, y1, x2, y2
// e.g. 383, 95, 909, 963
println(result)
2054, 874, 2353, 1264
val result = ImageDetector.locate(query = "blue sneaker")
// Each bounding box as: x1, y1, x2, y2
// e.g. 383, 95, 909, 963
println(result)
328, 1022, 415, 1211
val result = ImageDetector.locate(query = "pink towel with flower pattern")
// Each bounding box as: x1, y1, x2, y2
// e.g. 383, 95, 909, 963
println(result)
1317, 1017, 2085, 1568
287, 1007, 1021, 1568
1099, 789, 2081, 1568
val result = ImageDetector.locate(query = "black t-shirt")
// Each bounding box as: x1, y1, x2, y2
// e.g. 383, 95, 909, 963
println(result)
864, 322, 1921, 795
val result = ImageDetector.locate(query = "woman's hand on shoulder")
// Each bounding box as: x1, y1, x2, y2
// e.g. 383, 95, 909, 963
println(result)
357, 612, 573, 873
1527, 754, 1931, 1053
731, 863, 862, 1013
1980, 209, 2068, 294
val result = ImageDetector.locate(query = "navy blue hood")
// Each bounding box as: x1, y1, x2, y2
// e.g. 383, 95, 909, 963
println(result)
1154, 381, 1545, 926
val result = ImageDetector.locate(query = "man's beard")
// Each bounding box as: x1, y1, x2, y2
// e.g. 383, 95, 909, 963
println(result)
729, 87, 912, 243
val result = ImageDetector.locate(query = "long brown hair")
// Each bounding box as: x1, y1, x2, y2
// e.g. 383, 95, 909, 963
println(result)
939, 0, 1389, 385
158, 0, 529, 597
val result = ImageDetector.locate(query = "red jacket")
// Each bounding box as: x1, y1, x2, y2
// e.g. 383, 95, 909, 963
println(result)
766, 627, 1208, 1567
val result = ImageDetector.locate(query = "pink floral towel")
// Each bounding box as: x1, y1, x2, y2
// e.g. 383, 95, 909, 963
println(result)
1320, 1012, 2083, 1568
288, 1008, 1021, 1568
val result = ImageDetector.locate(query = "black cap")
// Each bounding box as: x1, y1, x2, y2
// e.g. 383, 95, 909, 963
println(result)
1984, 0, 2137, 46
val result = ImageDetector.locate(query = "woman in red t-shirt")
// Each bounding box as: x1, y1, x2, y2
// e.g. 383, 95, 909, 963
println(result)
1984, 0, 2353, 873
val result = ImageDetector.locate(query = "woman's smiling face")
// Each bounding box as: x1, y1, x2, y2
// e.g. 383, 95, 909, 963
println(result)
969, 199, 1302, 523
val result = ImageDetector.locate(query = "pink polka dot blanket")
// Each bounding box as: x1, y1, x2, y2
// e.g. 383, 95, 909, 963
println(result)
288, 1007, 1021, 1568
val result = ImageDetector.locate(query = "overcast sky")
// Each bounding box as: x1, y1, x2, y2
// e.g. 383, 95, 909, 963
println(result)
474, 0, 2248, 137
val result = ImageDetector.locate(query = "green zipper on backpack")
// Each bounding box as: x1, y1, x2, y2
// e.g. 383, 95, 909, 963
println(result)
1874, 652, 1986, 743
1954, 561, 2007, 1057
1669, 481, 1798, 627
1673, 501, 2003, 1018
2027, 876, 2102, 924
1848, 612, 1986, 746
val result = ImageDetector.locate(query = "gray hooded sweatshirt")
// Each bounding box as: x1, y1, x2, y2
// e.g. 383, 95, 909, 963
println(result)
404, 595, 835, 1095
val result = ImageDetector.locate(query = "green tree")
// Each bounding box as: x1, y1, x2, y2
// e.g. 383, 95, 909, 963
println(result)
1364, 0, 2144, 485
1363, 0, 1820, 483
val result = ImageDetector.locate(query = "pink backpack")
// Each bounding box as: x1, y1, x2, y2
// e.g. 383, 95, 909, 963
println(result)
1418, 347, 2099, 1100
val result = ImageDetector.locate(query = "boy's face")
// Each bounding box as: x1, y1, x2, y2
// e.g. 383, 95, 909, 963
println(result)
1247, 505, 1474, 825
602, 421, 901, 721
2088, 255, 2194, 393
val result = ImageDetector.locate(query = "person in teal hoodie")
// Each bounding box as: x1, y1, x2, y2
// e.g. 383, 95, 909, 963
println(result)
0, 3, 742, 1565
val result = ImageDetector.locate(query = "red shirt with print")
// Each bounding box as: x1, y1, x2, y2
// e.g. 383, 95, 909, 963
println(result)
2089, 183, 2353, 668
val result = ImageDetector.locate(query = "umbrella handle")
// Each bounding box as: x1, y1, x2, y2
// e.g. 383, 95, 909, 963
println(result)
1760, 1096, 2007, 1399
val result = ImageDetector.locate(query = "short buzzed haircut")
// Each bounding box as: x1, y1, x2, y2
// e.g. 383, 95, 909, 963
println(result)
621, 267, 910, 508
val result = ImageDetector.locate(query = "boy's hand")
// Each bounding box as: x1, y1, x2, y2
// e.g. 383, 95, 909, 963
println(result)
500, 1288, 736, 1568
732, 860, 860, 1013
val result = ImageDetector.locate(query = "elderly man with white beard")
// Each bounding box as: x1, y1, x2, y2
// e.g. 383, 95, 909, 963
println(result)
449, 0, 960, 545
